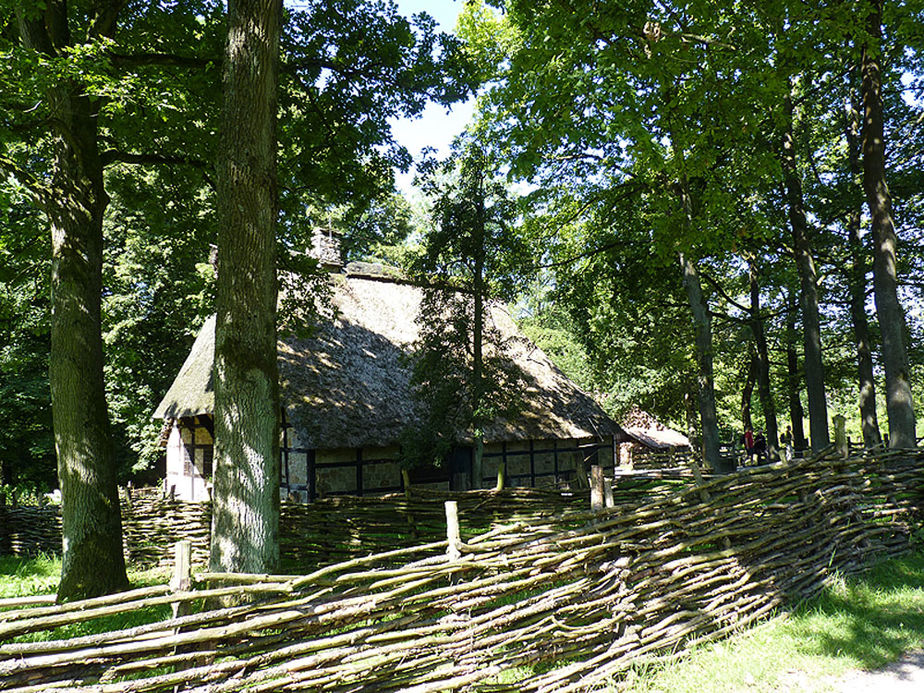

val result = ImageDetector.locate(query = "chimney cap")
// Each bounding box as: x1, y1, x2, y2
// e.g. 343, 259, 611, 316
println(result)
309, 226, 343, 270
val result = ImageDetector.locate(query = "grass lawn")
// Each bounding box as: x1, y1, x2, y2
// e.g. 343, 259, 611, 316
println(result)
0, 554, 171, 599
620, 551, 924, 692
0, 555, 174, 643
0, 554, 61, 599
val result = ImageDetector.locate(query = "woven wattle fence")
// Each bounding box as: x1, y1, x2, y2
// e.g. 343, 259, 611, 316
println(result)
0, 449, 921, 692
0, 477, 682, 571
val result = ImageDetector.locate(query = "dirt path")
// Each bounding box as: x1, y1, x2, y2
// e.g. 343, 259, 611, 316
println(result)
838, 651, 924, 692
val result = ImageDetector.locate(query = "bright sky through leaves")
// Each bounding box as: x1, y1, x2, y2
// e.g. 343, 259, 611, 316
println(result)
390, 0, 474, 191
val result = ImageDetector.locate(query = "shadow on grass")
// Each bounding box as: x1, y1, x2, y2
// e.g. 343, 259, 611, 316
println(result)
786, 552, 924, 670
0, 554, 61, 599
0, 554, 60, 579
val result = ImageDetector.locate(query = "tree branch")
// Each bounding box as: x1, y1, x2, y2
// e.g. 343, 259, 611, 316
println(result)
0, 154, 51, 205
90, 0, 129, 40
700, 271, 750, 313
284, 57, 451, 102
109, 52, 219, 69
100, 150, 211, 169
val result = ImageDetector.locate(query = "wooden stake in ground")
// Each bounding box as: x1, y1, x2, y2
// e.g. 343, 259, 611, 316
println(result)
590, 466, 605, 513
170, 541, 192, 620
445, 501, 461, 562
834, 415, 848, 458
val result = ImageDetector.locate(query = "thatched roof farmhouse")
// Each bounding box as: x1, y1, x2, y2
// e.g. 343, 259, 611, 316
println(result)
154, 235, 627, 502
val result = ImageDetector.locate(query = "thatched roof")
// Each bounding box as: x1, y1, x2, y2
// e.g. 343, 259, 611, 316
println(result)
154, 265, 624, 449
623, 427, 690, 450
153, 315, 216, 420
619, 406, 690, 450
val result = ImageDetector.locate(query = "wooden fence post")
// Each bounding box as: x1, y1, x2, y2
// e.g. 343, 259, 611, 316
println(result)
170, 540, 191, 620
590, 465, 605, 512
445, 501, 461, 562
604, 478, 614, 508
690, 456, 711, 503
834, 415, 847, 458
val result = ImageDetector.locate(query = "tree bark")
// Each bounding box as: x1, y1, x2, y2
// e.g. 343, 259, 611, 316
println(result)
741, 350, 756, 433
781, 93, 829, 451
472, 277, 484, 490
471, 169, 486, 490
784, 287, 808, 452
679, 252, 729, 473
210, 0, 282, 574
19, 1, 129, 601
748, 258, 779, 460
860, 0, 917, 449
845, 89, 883, 449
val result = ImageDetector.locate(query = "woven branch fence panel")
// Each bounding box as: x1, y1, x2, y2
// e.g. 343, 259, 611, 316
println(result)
0, 450, 921, 692
0, 477, 683, 571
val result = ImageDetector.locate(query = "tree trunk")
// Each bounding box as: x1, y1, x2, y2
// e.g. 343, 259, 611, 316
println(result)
679, 252, 728, 473
49, 103, 130, 603
741, 350, 756, 433
472, 278, 484, 489
784, 287, 808, 452
471, 169, 486, 490
672, 172, 726, 474
782, 93, 829, 451
749, 258, 779, 460
860, 0, 917, 449
210, 0, 282, 574
19, 1, 129, 602
845, 89, 883, 449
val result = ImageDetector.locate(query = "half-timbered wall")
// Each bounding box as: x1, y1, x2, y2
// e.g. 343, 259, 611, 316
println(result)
164, 416, 615, 502
482, 437, 616, 488
165, 416, 213, 502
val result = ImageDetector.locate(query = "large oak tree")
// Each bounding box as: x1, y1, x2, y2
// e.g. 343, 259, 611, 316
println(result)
1, 0, 219, 599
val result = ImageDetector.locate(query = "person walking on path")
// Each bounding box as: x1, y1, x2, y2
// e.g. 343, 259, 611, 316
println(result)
744, 428, 755, 466
781, 425, 794, 462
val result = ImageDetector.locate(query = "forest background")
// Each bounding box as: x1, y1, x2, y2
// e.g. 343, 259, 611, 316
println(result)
1, 0, 922, 496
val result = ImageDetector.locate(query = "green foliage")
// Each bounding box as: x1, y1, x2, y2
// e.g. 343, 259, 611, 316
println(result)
414, 140, 531, 302
0, 1, 225, 187
455, 0, 519, 83
402, 288, 527, 467
102, 165, 217, 477
0, 192, 53, 490
517, 316, 596, 394
467, 0, 924, 443
401, 140, 532, 467
0, 0, 478, 486
276, 0, 478, 248
296, 193, 416, 264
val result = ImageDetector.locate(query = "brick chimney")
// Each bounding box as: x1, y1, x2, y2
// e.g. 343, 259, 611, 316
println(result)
309, 226, 343, 271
